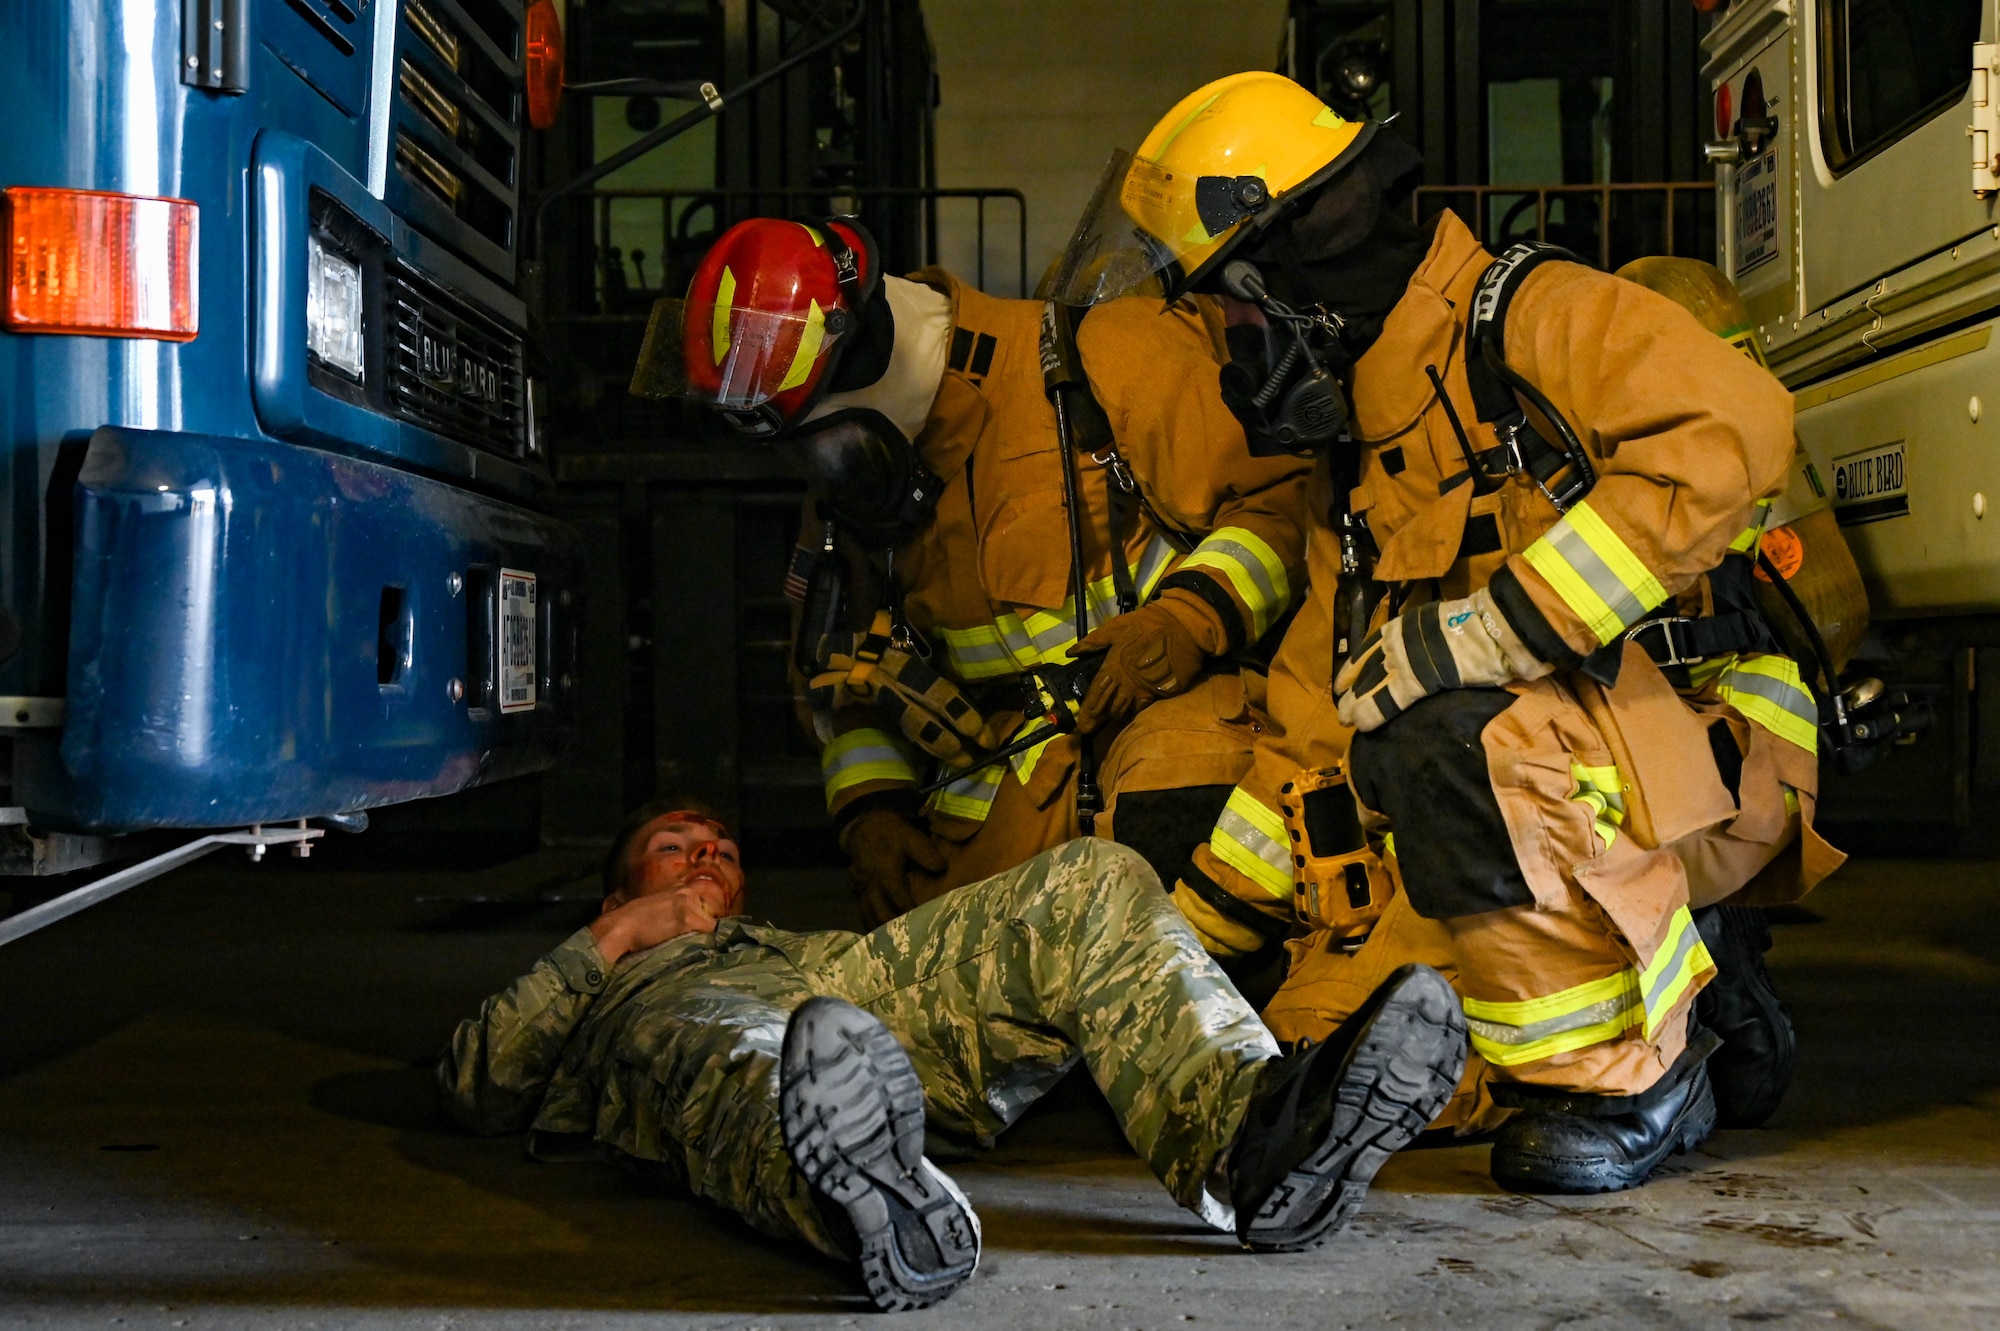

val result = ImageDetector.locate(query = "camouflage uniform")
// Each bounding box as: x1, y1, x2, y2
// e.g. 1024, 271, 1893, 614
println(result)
438, 838, 1278, 1256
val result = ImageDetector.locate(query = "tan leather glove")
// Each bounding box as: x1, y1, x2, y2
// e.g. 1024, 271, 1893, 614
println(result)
1334, 586, 1553, 732
1074, 591, 1229, 732
841, 806, 948, 929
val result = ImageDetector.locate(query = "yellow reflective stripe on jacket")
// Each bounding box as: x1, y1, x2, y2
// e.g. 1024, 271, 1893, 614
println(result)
935, 534, 1179, 681
1638, 905, 1714, 1039
1728, 498, 1775, 554
1569, 760, 1626, 850
1208, 786, 1294, 900
1461, 905, 1714, 1064
1178, 526, 1291, 639
1520, 501, 1669, 645
820, 727, 918, 806
1719, 653, 1818, 753
935, 622, 1013, 680
926, 761, 1002, 821
1686, 654, 1735, 692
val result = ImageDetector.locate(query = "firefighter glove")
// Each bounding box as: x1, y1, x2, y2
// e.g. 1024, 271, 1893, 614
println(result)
840, 806, 947, 929
1073, 591, 1228, 732
1335, 586, 1552, 732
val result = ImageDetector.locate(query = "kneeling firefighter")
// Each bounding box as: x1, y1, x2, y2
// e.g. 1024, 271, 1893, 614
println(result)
637, 217, 1313, 926
1073, 71, 1854, 1192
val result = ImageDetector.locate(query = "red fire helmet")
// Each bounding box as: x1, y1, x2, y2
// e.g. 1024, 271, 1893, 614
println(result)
676, 217, 880, 434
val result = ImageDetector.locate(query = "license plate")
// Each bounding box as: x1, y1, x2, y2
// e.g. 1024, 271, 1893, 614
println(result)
1735, 146, 1780, 276
1831, 441, 1909, 525
499, 569, 538, 713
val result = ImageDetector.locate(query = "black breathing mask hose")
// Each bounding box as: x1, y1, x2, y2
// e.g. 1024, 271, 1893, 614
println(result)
1218, 261, 1350, 455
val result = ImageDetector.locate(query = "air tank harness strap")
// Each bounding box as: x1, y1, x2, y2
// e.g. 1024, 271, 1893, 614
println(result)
1461, 242, 1598, 514
1623, 552, 1785, 670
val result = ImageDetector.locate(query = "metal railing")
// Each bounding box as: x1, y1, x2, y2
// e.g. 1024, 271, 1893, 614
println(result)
578, 186, 1029, 316
1414, 182, 1717, 270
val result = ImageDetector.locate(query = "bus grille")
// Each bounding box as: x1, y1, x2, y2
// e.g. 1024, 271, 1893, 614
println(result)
383, 264, 526, 456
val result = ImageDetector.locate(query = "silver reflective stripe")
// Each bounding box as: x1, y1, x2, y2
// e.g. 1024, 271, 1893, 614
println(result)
1720, 666, 1815, 726
1135, 534, 1176, 594
1466, 991, 1636, 1049
1544, 521, 1649, 632
1641, 918, 1704, 1021
1214, 805, 1289, 878
1195, 535, 1282, 611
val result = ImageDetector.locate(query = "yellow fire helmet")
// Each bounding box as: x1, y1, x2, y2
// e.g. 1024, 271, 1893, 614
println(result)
1044, 72, 1376, 307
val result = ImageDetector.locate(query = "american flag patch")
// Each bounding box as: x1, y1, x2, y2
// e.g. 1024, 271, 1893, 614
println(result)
783, 544, 819, 603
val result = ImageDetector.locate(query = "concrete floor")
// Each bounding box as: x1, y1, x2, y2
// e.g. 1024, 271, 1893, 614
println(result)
0, 844, 1995, 1329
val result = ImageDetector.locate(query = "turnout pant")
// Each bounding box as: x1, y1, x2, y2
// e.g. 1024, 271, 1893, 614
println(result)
590, 839, 1277, 1254
1345, 654, 1835, 1098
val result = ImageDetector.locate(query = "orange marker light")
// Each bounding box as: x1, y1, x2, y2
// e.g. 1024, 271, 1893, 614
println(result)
4, 188, 198, 341
525, 0, 565, 131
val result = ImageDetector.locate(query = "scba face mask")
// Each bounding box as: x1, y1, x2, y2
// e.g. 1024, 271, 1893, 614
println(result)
772, 407, 942, 549
1215, 261, 1353, 457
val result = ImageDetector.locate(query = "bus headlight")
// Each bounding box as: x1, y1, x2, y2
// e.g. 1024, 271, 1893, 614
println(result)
306, 232, 364, 380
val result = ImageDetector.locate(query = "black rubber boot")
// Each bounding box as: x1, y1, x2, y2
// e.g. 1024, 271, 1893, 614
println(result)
1693, 903, 1797, 1128
779, 998, 980, 1312
1488, 1032, 1719, 1195
1229, 964, 1467, 1252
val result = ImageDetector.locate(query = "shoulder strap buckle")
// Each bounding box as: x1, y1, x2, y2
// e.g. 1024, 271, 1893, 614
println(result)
1626, 616, 1701, 668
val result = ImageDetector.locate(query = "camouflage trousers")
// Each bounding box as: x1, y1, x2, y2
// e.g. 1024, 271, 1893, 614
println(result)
591, 839, 1277, 1256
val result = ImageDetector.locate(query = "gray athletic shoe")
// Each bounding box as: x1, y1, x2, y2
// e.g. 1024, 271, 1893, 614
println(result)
779, 997, 980, 1311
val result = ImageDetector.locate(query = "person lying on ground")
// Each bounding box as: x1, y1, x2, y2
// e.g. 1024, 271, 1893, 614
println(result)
436, 799, 1467, 1311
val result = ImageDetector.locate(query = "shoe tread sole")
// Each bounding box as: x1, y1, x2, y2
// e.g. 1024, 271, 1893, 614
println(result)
779, 998, 979, 1312
1243, 966, 1469, 1253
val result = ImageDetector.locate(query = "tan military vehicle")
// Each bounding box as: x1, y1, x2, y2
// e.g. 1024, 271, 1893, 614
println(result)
1705, 0, 1999, 829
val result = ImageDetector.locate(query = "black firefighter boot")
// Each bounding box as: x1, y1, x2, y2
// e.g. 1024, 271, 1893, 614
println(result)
1693, 903, 1798, 1128
779, 998, 981, 1312
1488, 1029, 1720, 1194
1228, 964, 1468, 1251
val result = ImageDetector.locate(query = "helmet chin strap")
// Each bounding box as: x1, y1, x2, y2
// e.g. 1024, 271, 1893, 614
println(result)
805, 275, 952, 443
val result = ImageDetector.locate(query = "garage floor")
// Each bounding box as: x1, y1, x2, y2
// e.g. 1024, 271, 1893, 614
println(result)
0, 844, 1995, 1329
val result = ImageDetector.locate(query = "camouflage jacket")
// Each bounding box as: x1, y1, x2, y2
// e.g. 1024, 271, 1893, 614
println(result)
437, 918, 861, 1139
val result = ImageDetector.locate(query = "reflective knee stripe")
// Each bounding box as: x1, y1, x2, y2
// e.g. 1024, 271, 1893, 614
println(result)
1728, 497, 1776, 554
1208, 787, 1294, 900
1520, 501, 1669, 645
927, 761, 1003, 821
1461, 904, 1714, 1065
1569, 761, 1626, 850
821, 727, 919, 807
1719, 653, 1818, 753
1638, 905, 1714, 1039
1178, 526, 1291, 639
935, 533, 1180, 681
1463, 972, 1645, 1067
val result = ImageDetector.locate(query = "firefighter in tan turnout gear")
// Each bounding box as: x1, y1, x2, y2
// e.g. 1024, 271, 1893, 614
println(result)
644, 216, 1311, 926
1081, 71, 1844, 1193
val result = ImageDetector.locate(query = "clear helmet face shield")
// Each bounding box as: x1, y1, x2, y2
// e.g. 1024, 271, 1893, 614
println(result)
1038, 149, 1179, 307
627, 293, 847, 434
1040, 147, 1286, 308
